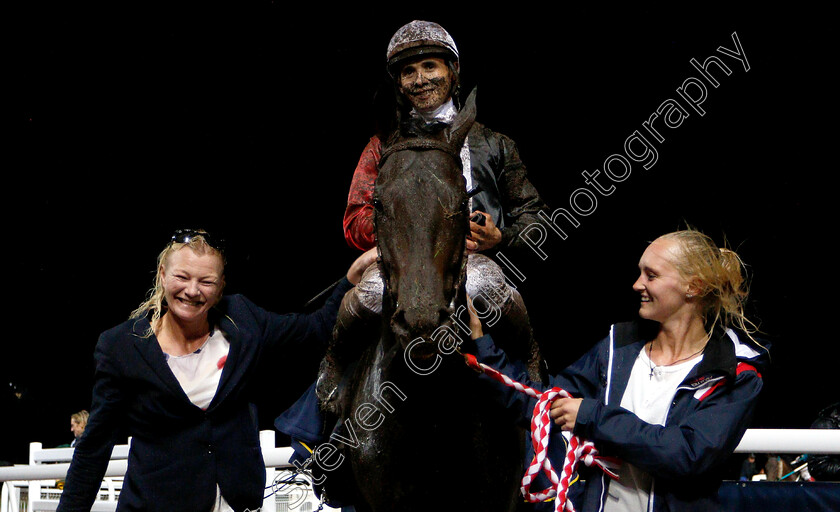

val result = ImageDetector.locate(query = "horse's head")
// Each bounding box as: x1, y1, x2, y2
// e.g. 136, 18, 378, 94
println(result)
374, 89, 477, 357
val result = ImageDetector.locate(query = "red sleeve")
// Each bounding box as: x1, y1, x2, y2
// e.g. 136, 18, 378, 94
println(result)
343, 136, 382, 251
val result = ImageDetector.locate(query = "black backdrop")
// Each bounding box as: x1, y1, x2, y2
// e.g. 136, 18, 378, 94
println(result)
5, 4, 833, 471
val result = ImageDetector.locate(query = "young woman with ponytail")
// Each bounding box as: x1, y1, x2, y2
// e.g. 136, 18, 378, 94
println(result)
470, 229, 770, 512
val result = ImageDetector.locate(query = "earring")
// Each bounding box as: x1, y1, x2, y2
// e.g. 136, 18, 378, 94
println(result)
686, 293, 694, 299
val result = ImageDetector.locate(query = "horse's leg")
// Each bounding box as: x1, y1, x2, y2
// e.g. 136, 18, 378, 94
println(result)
346, 356, 525, 512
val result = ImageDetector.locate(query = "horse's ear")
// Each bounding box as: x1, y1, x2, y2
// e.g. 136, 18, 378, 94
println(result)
448, 87, 477, 147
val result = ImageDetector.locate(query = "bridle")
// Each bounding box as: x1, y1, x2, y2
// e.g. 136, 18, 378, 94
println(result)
374, 137, 470, 321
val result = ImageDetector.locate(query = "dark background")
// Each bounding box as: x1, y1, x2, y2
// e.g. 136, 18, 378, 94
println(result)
5, 3, 834, 477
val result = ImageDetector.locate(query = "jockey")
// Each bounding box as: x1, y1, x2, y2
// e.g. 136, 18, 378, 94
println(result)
344, 19, 549, 255
323, 18, 550, 411
275, 21, 549, 509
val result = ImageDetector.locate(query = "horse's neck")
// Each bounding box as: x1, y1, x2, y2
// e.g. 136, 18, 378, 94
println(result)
366, 339, 471, 395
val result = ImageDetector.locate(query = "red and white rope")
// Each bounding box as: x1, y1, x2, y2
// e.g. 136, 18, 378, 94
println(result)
463, 353, 620, 512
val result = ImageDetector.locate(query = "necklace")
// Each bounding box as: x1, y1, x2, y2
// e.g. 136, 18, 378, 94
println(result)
647, 340, 707, 380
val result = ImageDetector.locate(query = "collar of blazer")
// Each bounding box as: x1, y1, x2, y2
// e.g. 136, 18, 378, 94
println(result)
128, 306, 241, 413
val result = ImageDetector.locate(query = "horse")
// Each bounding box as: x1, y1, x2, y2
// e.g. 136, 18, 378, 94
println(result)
320, 89, 542, 512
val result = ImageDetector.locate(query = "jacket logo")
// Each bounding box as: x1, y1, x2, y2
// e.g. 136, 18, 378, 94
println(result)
686, 375, 722, 389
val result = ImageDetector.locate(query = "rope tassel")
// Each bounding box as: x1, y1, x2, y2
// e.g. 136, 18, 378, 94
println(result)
463, 354, 620, 512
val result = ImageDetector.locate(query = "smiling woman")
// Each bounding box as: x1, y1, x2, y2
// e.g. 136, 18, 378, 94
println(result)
469, 228, 771, 512
134, 230, 227, 356
56, 228, 377, 512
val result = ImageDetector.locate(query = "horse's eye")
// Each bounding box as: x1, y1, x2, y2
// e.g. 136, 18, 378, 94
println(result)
372, 198, 383, 211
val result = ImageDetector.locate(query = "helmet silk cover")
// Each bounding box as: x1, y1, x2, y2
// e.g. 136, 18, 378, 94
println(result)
387, 20, 459, 72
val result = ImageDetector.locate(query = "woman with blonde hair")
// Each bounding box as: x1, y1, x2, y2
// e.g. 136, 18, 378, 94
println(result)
58, 229, 377, 512
69, 410, 88, 447
470, 228, 770, 512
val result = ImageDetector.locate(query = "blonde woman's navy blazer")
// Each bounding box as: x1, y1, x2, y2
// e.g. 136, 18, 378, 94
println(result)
58, 279, 353, 512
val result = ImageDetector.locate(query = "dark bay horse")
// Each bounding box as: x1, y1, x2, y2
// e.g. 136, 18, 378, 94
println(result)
325, 90, 536, 512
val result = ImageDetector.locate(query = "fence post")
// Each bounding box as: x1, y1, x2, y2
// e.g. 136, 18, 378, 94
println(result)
27, 443, 42, 512
2, 481, 19, 512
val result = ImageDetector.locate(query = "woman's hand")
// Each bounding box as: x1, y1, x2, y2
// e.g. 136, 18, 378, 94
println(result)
347, 248, 378, 285
466, 295, 484, 340
550, 397, 583, 432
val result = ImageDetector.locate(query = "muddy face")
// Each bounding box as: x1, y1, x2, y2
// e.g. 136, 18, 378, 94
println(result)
397, 56, 454, 112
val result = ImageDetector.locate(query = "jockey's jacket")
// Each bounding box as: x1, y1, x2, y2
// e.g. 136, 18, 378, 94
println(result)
343, 122, 548, 252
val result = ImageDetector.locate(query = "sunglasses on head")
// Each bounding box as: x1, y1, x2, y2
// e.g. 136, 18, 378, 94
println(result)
170, 229, 225, 253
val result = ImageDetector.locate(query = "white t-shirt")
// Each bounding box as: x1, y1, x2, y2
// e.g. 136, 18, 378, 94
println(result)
603, 346, 702, 512
164, 329, 234, 512
165, 329, 230, 410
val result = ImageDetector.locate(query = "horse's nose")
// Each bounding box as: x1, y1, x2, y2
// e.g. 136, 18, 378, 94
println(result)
391, 305, 450, 340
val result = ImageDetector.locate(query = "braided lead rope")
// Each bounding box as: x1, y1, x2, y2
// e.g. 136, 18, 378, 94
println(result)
463, 353, 620, 512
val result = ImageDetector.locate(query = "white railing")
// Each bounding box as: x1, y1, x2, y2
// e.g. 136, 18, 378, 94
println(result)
733, 429, 840, 455
0, 431, 336, 512
2, 429, 838, 512
0, 440, 130, 512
